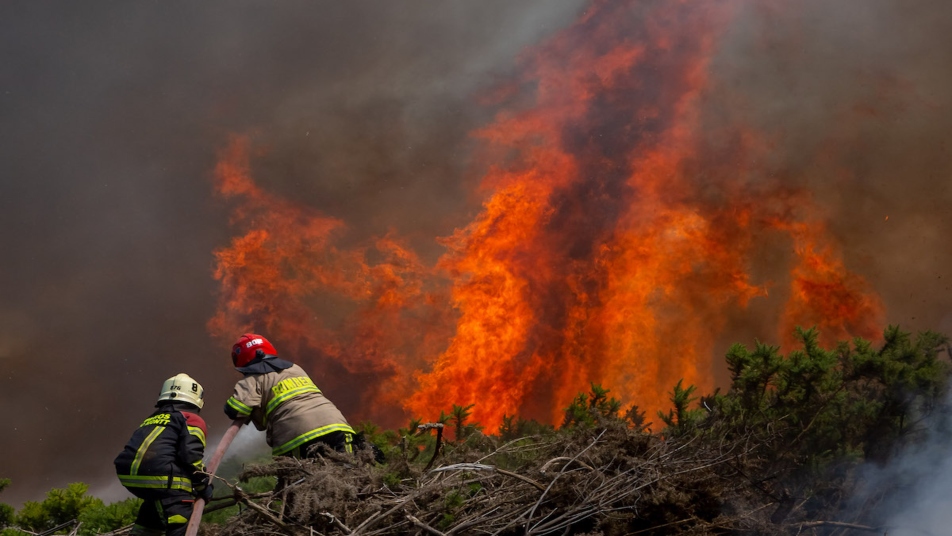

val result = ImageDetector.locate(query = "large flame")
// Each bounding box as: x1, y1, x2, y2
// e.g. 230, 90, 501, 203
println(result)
210, 0, 884, 430
209, 136, 449, 421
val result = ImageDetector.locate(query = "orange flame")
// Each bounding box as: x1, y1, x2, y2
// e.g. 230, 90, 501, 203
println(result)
775, 217, 884, 346
209, 136, 449, 423
209, 0, 884, 431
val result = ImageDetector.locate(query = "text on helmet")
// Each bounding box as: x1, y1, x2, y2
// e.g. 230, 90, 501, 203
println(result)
169, 382, 199, 393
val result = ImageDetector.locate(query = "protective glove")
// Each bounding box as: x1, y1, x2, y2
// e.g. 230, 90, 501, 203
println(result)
193, 475, 214, 502
199, 482, 214, 502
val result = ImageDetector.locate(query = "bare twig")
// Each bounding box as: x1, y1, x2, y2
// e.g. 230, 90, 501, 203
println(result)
406, 514, 446, 536
539, 456, 594, 474
428, 462, 546, 492
495, 468, 546, 492
418, 423, 445, 472
203, 498, 239, 514
524, 429, 606, 534
36, 519, 77, 536
350, 493, 418, 536
797, 520, 885, 533
96, 524, 134, 536
236, 490, 296, 535
320, 512, 353, 534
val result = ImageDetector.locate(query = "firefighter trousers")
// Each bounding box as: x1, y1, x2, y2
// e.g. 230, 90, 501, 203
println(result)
126, 489, 196, 536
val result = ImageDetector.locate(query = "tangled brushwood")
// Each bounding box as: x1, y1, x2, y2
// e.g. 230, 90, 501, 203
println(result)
198, 327, 950, 536
207, 422, 733, 536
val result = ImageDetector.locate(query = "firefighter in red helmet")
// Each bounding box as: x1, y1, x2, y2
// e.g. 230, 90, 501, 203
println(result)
114, 374, 212, 536
224, 334, 356, 458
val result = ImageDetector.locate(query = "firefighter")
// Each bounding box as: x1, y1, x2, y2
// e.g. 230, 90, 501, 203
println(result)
224, 333, 356, 458
114, 373, 212, 536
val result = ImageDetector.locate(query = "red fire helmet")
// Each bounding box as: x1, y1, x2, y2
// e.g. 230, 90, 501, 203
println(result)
231, 333, 278, 368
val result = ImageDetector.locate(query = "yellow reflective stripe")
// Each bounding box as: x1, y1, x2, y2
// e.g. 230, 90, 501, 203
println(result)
227, 397, 253, 415
187, 425, 206, 447
266, 385, 320, 416
271, 376, 317, 394
118, 475, 192, 484
130, 426, 165, 475
118, 475, 192, 491
272, 423, 356, 456
167, 515, 189, 525
192, 459, 206, 471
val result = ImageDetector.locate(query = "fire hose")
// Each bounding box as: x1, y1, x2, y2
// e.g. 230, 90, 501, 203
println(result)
184, 419, 246, 536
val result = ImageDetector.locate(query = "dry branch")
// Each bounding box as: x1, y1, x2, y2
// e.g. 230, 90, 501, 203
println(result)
538, 456, 594, 473
405, 514, 445, 536
796, 520, 885, 533
319, 512, 352, 534
429, 462, 545, 491
207, 419, 888, 536
417, 423, 444, 472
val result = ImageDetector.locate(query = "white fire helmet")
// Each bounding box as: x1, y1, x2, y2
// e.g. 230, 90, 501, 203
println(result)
157, 373, 205, 409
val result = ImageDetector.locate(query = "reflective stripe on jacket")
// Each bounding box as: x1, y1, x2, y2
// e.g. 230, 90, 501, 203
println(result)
224, 363, 353, 456
114, 402, 207, 492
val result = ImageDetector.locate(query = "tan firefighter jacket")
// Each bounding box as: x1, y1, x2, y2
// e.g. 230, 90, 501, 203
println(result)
226, 363, 354, 456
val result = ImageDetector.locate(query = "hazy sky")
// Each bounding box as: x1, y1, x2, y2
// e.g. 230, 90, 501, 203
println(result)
1, 0, 950, 507
0, 1, 586, 505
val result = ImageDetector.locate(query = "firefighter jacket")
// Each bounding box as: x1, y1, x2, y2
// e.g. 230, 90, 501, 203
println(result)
114, 402, 207, 493
224, 362, 354, 456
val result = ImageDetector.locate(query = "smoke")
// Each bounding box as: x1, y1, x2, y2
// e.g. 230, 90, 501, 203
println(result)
1, 0, 950, 510
219, 425, 271, 466
834, 384, 952, 534
0, 0, 585, 506
880, 444, 952, 535
205, 0, 947, 433
705, 0, 952, 338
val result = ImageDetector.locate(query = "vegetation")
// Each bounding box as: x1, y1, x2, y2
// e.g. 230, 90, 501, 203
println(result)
2, 325, 949, 535
0, 482, 138, 536
0, 479, 14, 530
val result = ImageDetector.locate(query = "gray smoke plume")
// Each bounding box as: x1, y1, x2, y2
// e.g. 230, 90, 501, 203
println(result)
838, 383, 952, 534
0, 0, 585, 506
695, 0, 952, 389
1, 0, 950, 511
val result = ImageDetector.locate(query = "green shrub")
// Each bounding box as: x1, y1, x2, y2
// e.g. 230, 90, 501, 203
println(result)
77, 497, 140, 535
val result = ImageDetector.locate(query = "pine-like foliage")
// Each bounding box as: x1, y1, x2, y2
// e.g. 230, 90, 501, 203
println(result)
197, 326, 950, 535
3, 325, 949, 535
0, 482, 139, 536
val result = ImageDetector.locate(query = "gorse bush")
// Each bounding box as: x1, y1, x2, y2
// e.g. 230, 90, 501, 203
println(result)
713, 326, 948, 463
682, 326, 950, 525
15, 483, 102, 532
0, 479, 13, 530
0, 482, 138, 536
76, 498, 140, 536
4, 325, 949, 535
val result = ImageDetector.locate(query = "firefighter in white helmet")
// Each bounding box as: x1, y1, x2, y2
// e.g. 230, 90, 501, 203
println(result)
114, 374, 212, 536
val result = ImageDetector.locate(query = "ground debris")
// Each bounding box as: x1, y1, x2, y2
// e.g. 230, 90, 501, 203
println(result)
202, 421, 773, 536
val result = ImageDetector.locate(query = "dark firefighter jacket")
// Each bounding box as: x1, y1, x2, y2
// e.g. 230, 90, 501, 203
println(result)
114, 401, 207, 493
